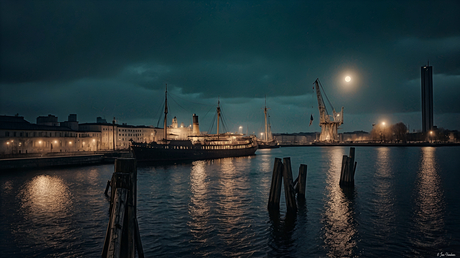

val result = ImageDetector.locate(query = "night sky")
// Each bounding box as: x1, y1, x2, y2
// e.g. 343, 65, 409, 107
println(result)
1, 1, 459, 134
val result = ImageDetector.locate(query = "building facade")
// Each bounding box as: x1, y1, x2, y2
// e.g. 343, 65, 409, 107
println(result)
1, 115, 164, 156
421, 65, 433, 133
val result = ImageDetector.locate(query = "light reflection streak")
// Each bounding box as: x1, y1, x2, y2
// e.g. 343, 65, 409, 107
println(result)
19, 175, 72, 216
16, 175, 72, 244
373, 147, 395, 238
410, 147, 446, 250
321, 148, 357, 257
188, 161, 212, 246
217, 158, 251, 250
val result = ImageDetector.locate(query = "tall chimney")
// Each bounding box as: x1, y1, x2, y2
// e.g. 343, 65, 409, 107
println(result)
192, 114, 200, 135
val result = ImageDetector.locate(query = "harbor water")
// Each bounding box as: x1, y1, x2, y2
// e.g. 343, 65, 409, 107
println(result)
1, 146, 459, 257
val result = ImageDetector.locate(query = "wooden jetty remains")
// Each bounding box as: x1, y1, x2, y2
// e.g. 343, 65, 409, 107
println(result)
339, 147, 357, 187
268, 157, 307, 213
102, 158, 144, 258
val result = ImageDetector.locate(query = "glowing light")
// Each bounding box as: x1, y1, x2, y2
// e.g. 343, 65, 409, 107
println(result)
39, 140, 42, 144
54, 140, 57, 144
430, 131, 433, 135
6, 142, 10, 145
382, 122, 386, 126
345, 76, 351, 82
92, 139, 96, 142
69, 141, 72, 145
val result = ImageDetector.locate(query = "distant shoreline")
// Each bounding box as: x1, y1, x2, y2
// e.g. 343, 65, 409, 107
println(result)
278, 142, 460, 147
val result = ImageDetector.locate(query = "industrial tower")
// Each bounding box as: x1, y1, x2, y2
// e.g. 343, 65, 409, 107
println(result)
314, 79, 344, 142
421, 65, 433, 133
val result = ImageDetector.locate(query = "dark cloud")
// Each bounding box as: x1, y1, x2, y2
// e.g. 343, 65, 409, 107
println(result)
1, 0, 460, 132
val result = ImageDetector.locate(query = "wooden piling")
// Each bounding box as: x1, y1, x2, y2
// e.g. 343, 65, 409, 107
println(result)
339, 147, 357, 187
348, 147, 355, 183
107, 188, 128, 258
340, 155, 347, 183
102, 158, 143, 258
268, 158, 283, 210
297, 164, 307, 200
282, 157, 297, 213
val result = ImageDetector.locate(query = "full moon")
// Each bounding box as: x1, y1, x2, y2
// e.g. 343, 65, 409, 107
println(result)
345, 76, 351, 82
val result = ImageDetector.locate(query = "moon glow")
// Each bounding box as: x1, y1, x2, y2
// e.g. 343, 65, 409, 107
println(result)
345, 76, 351, 82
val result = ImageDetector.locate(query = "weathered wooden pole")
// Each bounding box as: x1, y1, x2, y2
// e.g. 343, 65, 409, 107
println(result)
339, 147, 357, 187
297, 164, 307, 200
268, 158, 283, 210
348, 147, 355, 183
102, 158, 143, 258
282, 157, 297, 213
115, 158, 137, 258
340, 155, 347, 183
107, 188, 128, 258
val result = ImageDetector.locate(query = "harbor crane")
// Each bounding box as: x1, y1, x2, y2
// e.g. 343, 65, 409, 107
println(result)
314, 78, 344, 142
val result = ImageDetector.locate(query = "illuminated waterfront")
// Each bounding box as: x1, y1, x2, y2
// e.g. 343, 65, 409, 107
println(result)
1, 146, 459, 257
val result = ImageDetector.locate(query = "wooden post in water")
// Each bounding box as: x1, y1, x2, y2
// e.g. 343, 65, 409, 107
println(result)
268, 158, 283, 210
107, 188, 128, 258
296, 164, 307, 200
102, 158, 143, 258
339, 147, 357, 187
282, 157, 297, 213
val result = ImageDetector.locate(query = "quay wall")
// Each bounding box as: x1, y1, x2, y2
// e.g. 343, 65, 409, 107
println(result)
0, 155, 104, 171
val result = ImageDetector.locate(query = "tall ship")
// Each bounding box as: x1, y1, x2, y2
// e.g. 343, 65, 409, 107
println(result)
257, 97, 279, 149
131, 86, 258, 162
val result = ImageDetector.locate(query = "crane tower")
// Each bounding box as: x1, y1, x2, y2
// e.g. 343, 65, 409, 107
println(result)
314, 78, 344, 142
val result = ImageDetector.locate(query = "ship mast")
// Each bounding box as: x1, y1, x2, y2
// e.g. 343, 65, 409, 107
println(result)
264, 96, 268, 141
164, 84, 168, 141
217, 98, 221, 138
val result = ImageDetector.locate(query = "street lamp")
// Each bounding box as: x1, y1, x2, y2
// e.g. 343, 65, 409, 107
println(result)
430, 130, 433, 143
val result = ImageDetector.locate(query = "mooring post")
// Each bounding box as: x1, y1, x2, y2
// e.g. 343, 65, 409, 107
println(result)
297, 164, 307, 200
114, 158, 137, 258
268, 158, 283, 210
102, 158, 142, 258
107, 188, 128, 258
282, 157, 297, 213
340, 155, 347, 184
348, 147, 355, 184
339, 147, 357, 187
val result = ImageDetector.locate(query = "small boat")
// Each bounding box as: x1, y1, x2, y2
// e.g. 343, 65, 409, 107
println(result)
131, 86, 258, 162
257, 97, 279, 149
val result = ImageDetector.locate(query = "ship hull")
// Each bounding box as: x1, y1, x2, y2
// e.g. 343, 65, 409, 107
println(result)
132, 144, 258, 162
